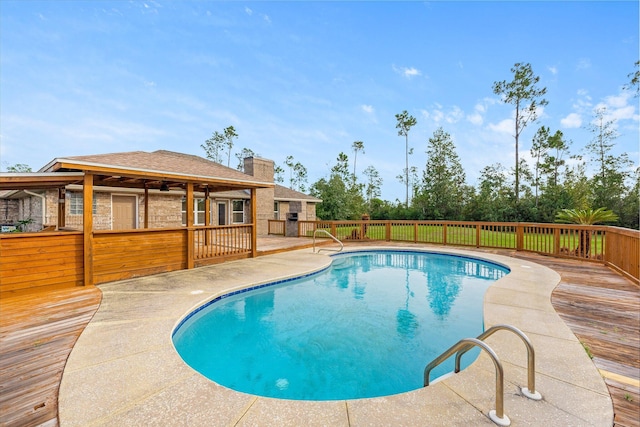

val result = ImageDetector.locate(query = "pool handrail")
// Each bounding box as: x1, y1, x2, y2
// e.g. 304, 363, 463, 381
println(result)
424, 337, 511, 426
455, 324, 542, 401
313, 229, 343, 253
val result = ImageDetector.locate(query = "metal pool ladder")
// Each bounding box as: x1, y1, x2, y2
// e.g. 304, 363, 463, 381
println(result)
423, 324, 542, 427
313, 229, 343, 253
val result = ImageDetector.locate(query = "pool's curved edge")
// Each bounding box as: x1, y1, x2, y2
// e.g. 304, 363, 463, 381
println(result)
171, 263, 333, 339
171, 247, 510, 341
60, 245, 614, 426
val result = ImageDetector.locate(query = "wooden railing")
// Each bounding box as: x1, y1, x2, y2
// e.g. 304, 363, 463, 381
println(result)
2, 220, 637, 296
604, 226, 640, 283
298, 220, 639, 283
268, 219, 285, 235
193, 224, 253, 265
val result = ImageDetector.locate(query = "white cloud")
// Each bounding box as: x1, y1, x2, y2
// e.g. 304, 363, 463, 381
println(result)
245, 7, 253, 15
420, 105, 463, 125
466, 98, 497, 126
392, 65, 422, 78
361, 104, 374, 114
488, 118, 513, 134
561, 113, 582, 128
548, 66, 558, 75
263, 14, 271, 24
604, 92, 630, 109
467, 112, 483, 126
577, 58, 591, 70
595, 91, 639, 123
447, 106, 464, 123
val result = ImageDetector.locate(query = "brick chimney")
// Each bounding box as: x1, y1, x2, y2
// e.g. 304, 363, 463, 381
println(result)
243, 157, 275, 236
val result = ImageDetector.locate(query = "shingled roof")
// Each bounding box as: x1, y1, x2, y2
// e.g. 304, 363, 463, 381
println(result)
46, 150, 266, 183
37, 150, 273, 192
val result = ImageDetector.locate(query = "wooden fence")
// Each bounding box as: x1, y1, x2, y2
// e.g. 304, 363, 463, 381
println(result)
276, 220, 639, 284
0, 232, 84, 294
0, 224, 254, 297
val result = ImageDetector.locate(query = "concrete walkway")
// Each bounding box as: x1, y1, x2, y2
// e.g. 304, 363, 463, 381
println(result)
59, 245, 613, 426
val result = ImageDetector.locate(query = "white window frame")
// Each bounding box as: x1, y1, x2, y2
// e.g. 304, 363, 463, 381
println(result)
231, 199, 244, 224
274, 201, 280, 220
181, 197, 207, 226
68, 191, 97, 215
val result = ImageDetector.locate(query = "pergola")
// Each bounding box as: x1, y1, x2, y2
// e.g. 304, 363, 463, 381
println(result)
0, 157, 273, 288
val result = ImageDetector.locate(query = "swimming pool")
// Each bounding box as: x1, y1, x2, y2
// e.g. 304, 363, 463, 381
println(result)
172, 250, 509, 400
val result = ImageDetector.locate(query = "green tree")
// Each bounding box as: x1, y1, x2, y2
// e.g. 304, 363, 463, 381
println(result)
395, 110, 417, 207
493, 62, 548, 202
585, 107, 633, 213
311, 153, 364, 220
555, 207, 619, 257
331, 152, 351, 181
222, 126, 238, 167
556, 207, 618, 225
363, 165, 383, 205
202, 126, 237, 165
530, 126, 550, 207
624, 60, 639, 98
235, 148, 256, 171
619, 167, 640, 229
542, 130, 570, 188
5, 164, 32, 173
414, 127, 466, 220
473, 163, 515, 221
285, 156, 308, 192
352, 141, 365, 176
274, 164, 285, 184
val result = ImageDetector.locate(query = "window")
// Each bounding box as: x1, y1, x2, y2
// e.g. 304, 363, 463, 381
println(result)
274, 201, 280, 220
68, 192, 97, 215
232, 200, 244, 223
195, 199, 205, 225
182, 198, 207, 225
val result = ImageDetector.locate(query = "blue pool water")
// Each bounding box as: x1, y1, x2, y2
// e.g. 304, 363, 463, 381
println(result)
172, 250, 509, 400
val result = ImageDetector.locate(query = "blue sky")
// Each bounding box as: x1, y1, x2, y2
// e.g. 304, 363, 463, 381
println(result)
1, 1, 638, 201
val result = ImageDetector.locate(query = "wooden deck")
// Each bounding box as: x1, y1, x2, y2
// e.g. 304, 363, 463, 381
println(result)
513, 252, 639, 427
0, 243, 638, 427
0, 286, 102, 427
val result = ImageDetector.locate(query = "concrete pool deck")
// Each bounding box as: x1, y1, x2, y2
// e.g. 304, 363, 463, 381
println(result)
58, 245, 613, 426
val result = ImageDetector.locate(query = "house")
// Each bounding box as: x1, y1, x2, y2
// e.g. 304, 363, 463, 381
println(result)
0, 150, 320, 235
0, 150, 322, 293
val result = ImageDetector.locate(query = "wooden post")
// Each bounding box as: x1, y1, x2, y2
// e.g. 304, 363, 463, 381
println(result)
516, 223, 524, 251
386, 221, 391, 241
443, 223, 448, 245
57, 188, 66, 228
83, 173, 93, 286
204, 187, 210, 246
186, 182, 194, 269
476, 224, 481, 248
251, 188, 257, 257
143, 185, 149, 229
554, 228, 560, 256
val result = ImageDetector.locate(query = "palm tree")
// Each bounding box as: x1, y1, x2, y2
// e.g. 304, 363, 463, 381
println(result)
555, 207, 618, 257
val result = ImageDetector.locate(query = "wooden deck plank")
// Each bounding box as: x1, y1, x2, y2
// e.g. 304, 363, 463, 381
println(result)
0, 286, 102, 427
504, 251, 640, 427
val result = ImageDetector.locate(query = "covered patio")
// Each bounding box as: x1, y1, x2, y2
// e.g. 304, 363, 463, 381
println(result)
0, 153, 274, 297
